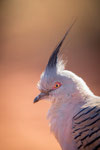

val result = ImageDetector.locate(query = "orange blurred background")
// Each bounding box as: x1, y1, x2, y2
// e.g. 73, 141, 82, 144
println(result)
0, 0, 100, 150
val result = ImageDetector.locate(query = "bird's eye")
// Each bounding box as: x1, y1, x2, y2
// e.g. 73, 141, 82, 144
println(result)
53, 82, 62, 89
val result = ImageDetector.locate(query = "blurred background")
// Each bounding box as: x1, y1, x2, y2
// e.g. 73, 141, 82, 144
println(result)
0, 0, 100, 150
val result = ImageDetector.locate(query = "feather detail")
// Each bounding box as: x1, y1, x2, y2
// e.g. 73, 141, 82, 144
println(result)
72, 97, 100, 150
46, 19, 76, 71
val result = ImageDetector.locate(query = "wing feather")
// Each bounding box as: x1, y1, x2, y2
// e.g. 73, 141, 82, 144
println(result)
72, 100, 100, 150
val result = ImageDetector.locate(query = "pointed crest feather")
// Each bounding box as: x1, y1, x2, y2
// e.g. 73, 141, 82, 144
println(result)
46, 19, 76, 71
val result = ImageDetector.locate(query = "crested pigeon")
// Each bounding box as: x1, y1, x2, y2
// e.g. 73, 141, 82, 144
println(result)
33, 22, 100, 150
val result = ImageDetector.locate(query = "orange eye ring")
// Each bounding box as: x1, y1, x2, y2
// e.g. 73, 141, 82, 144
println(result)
53, 82, 62, 89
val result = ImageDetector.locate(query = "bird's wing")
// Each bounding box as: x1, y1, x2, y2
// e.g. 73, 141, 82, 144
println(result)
72, 101, 100, 150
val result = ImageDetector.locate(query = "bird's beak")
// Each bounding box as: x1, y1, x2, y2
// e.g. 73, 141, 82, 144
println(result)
33, 92, 49, 103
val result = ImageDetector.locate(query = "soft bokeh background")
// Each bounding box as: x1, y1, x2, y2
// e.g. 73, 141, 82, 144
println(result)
0, 0, 100, 150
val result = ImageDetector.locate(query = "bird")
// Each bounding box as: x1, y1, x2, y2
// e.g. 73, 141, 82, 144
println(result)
33, 21, 100, 150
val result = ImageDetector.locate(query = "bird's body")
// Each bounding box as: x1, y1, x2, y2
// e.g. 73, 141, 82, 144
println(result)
34, 21, 100, 150
47, 70, 100, 150
48, 91, 100, 150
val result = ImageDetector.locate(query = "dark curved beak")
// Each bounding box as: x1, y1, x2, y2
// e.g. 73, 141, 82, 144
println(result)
33, 92, 49, 103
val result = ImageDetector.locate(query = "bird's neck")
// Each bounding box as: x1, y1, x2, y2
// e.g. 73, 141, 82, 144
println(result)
47, 95, 86, 150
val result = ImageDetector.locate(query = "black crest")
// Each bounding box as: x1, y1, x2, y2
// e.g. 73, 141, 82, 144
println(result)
46, 20, 76, 70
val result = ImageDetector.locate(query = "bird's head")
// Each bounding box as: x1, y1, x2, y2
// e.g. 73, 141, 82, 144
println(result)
33, 21, 84, 103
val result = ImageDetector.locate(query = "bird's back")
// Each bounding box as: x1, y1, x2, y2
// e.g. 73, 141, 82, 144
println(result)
72, 97, 100, 150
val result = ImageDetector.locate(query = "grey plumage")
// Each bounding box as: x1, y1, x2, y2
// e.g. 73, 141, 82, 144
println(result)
34, 21, 100, 150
